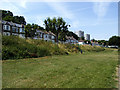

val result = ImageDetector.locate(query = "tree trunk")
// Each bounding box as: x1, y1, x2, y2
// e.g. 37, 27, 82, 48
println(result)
56, 33, 58, 43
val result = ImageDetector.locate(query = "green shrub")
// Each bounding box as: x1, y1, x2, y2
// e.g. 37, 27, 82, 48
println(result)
79, 45, 105, 52
2, 36, 105, 60
2, 36, 51, 60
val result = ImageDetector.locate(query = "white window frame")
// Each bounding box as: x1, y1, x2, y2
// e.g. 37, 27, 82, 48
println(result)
3, 25, 10, 31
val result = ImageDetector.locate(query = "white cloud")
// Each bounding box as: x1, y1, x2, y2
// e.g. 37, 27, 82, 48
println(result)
0, 1, 21, 15
0, 0, 27, 15
44, 2, 86, 32
19, 0, 27, 8
93, 2, 111, 24
45, 2, 74, 19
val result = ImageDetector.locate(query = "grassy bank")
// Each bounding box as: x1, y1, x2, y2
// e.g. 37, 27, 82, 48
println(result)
2, 50, 118, 88
2, 36, 105, 60
2, 36, 80, 60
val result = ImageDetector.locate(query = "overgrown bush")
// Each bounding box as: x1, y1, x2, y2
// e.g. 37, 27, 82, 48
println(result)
2, 36, 51, 60
2, 36, 105, 60
2, 36, 79, 60
79, 45, 105, 52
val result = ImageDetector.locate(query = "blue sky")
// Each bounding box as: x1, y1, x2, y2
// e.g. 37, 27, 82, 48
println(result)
0, 0, 118, 40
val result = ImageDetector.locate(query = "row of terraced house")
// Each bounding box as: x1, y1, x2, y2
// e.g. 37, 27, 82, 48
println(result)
1, 20, 78, 44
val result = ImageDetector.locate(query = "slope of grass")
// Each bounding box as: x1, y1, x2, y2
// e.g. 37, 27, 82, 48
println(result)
2, 50, 118, 88
2, 36, 105, 60
2, 36, 80, 60
80, 45, 105, 52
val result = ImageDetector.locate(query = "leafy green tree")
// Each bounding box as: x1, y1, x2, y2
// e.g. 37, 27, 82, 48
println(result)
38, 26, 45, 30
109, 36, 120, 47
2, 10, 13, 18
91, 39, 96, 42
19, 16, 26, 25
25, 24, 32, 38
25, 23, 44, 38
13, 16, 26, 25
81, 36, 84, 40
2, 10, 26, 25
44, 17, 70, 42
98, 40, 102, 45
67, 31, 79, 40
3, 16, 13, 22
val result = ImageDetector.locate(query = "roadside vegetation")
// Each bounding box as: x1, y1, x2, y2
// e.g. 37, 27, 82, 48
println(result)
2, 36, 79, 60
2, 36, 106, 60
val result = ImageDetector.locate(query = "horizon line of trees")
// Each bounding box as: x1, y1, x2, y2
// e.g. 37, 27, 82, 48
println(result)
91, 36, 120, 47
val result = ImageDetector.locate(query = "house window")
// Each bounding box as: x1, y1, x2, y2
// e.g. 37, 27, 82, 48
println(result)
19, 28, 22, 32
3, 25, 6, 30
41, 33, 43, 38
12, 27, 16, 32
3, 32, 10, 36
52, 36, 55, 39
3, 25, 10, 31
22, 28, 25, 33
19, 28, 25, 33
6, 25, 10, 30
16, 28, 18, 32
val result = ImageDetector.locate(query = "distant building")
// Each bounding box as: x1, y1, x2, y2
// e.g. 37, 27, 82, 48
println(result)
1, 20, 25, 38
75, 30, 84, 38
65, 36, 78, 44
34, 30, 56, 43
85, 34, 90, 41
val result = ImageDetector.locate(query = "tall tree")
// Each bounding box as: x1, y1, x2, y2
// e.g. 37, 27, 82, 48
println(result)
2, 10, 13, 18
25, 23, 43, 38
67, 31, 79, 40
2, 10, 26, 25
44, 17, 70, 42
3, 16, 13, 22
25, 24, 32, 38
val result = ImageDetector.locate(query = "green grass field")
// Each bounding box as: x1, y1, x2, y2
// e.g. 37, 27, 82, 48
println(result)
2, 49, 118, 88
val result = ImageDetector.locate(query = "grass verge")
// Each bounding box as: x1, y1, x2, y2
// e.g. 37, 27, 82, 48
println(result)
2, 50, 118, 88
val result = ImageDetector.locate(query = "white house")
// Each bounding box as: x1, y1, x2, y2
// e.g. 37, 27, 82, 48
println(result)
34, 30, 44, 40
34, 30, 56, 43
65, 36, 78, 44
1, 20, 25, 38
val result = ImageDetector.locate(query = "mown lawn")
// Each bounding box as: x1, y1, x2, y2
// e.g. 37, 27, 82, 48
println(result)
2, 49, 118, 88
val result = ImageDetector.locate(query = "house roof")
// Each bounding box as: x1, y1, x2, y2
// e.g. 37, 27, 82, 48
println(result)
36, 30, 56, 36
2, 20, 23, 28
48, 31, 56, 36
66, 36, 77, 40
